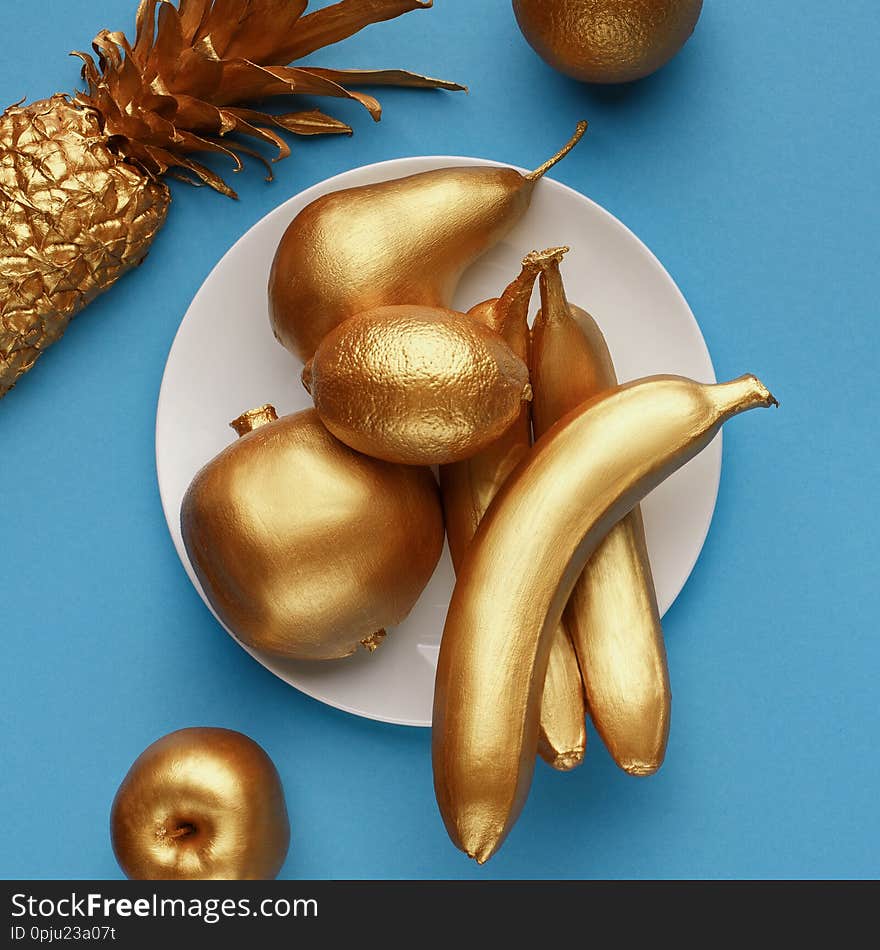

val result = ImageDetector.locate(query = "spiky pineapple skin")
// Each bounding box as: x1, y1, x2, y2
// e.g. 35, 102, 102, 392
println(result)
0, 96, 170, 397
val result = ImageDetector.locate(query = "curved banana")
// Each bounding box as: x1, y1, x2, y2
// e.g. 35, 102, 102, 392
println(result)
529, 247, 667, 775
440, 259, 587, 771
432, 374, 777, 863
440, 261, 537, 570
536, 628, 586, 770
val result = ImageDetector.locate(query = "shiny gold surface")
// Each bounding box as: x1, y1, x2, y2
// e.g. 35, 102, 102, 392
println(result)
269, 123, 587, 361
439, 262, 537, 568
439, 261, 586, 770
433, 374, 776, 862
230, 403, 280, 436
537, 625, 587, 770
512, 0, 703, 84
303, 305, 532, 465
111, 727, 289, 880
530, 247, 668, 775
181, 406, 444, 660
0, 0, 463, 397
73, 0, 464, 195
0, 97, 169, 398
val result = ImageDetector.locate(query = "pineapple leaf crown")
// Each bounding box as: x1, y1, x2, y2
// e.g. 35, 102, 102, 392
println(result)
73, 0, 463, 197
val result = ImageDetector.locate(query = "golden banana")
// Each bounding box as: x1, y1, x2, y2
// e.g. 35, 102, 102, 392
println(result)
529, 247, 668, 775
433, 374, 777, 862
536, 628, 587, 770
440, 262, 537, 569
439, 260, 587, 771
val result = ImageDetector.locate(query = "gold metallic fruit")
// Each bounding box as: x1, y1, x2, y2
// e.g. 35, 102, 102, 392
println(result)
303, 306, 533, 465
439, 263, 537, 567
111, 727, 289, 880
433, 374, 777, 862
181, 405, 444, 660
439, 260, 586, 771
529, 247, 668, 775
536, 628, 587, 770
512, 0, 703, 84
269, 122, 587, 361
0, 0, 463, 398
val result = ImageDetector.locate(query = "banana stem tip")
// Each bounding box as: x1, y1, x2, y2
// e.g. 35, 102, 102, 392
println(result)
739, 374, 778, 409
714, 375, 779, 419
551, 749, 585, 771
523, 246, 570, 268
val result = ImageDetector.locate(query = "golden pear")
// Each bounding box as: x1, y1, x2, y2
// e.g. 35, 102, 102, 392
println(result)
269, 123, 586, 361
111, 728, 289, 880
302, 306, 532, 466
513, 0, 703, 84
181, 406, 444, 660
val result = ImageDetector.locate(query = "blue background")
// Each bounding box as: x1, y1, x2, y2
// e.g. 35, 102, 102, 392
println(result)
1, 0, 877, 880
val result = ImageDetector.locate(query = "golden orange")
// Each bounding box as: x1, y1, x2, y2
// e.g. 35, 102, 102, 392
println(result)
512, 0, 703, 84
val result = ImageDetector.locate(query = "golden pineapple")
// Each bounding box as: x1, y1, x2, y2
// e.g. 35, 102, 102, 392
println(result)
0, 0, 462, 398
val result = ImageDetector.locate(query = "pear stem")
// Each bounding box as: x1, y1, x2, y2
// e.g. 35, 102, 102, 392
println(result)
525, 122, 588, 181
230, 404, 278, 437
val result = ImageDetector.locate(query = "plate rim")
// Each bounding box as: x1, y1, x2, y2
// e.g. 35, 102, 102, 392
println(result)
155, 153, 720, 728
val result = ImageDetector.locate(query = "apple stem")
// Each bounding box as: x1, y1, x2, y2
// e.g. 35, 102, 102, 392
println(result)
168, 822, 197, 840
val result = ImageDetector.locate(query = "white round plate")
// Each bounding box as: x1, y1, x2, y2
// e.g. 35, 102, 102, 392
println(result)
156, 155, 718, 727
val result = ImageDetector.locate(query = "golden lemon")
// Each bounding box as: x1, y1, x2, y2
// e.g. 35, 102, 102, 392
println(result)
302, 305, 532, 466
